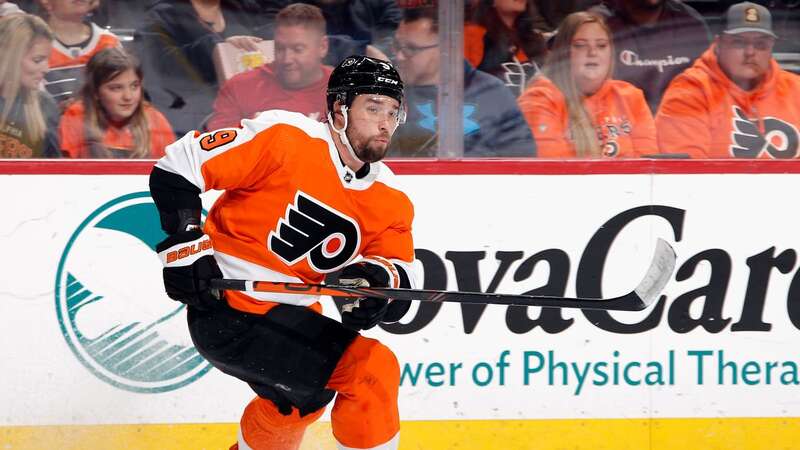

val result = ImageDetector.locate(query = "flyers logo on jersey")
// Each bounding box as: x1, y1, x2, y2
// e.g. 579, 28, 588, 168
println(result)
268, 191, 361, 272
731, 106, 799, 158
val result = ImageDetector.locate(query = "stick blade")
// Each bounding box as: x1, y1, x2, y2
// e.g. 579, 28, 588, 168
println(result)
630, 238, 677, 310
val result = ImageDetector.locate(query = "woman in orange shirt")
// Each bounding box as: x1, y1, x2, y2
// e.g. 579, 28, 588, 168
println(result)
60, 48, 175, 159
518, 11, 657, 158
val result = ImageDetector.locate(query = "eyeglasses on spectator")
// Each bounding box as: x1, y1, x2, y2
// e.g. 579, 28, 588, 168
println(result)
391, 39, 438, 57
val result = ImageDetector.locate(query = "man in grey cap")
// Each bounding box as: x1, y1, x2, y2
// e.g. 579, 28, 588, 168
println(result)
655, 1, 800, 158
714, 1, 778, 91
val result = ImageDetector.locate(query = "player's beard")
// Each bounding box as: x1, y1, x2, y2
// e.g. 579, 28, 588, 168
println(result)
349, 132, 391, 163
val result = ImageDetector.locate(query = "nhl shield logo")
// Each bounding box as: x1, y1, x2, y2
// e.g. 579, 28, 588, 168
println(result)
54, 192, 212, 393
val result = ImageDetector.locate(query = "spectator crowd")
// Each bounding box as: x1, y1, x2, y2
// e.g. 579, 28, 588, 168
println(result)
1, 0, 799, 159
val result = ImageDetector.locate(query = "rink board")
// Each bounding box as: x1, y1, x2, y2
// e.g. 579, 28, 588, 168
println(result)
4, 418, 800, 450
1, 160, 799, 449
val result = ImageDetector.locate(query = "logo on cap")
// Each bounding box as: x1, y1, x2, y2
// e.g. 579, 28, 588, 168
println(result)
745, 7, 759, 23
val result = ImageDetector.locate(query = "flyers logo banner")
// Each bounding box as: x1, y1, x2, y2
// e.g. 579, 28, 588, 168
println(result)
269, 191, 361, 272
731, 106, 799, 158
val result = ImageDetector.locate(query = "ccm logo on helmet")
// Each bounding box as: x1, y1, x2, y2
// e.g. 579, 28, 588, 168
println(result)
166, 239, 212, 263
377, 76, 399, 85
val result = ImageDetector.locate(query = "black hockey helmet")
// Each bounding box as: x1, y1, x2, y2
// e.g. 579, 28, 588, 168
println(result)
326, 55, 405, 115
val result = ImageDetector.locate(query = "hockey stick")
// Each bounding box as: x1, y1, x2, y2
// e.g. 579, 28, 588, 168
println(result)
210, 239, 676, 312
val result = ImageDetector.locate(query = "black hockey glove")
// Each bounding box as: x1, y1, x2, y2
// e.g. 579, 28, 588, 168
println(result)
336, 259, 411, 331
156, 229, 223, 310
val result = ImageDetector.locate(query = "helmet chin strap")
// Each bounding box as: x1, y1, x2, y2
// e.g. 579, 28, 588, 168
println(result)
327, 106, 364, 165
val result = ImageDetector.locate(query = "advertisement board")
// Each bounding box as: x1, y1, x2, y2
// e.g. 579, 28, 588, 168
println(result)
1, 160, 798, 449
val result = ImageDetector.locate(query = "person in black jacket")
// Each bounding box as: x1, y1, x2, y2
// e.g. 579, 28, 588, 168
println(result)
136, 0, 268, 136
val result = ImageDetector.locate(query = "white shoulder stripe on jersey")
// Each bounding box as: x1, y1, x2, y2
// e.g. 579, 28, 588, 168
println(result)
373, 161, 407, 192
156, 110, 328, 193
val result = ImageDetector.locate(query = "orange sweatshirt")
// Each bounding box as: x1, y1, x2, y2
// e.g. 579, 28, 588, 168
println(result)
517, 76, 657, 158
59, 101, 176, 158
656, 45, 800, 158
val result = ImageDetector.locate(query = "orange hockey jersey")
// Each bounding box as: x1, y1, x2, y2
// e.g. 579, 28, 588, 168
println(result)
155, 111, 417, 314
518, 76, 657, 158
48, 23, 120, 69
656, 45, 800, 158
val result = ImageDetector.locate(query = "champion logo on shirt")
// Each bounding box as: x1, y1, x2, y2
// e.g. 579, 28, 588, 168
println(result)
619, 50, 691, 73
268, 191, 361, 272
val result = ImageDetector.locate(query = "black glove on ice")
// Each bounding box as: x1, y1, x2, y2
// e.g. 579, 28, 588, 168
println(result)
336, 259, 410, 330
156, 229, 223, 310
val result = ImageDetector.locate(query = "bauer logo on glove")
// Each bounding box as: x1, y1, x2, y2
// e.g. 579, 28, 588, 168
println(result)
163, 238, 213, 264
156, 229, 224, 310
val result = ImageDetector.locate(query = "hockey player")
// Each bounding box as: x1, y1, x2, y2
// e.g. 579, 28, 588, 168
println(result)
149, 55, 415, 450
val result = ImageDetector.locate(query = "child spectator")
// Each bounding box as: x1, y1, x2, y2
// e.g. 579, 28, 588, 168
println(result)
137, 0, 268, 137
518, 11, 657, 158
0, 14, 61, 158
39, 0, 120, 102
208, 3, 332, 129
59, 47, 175, 158
41, 0, 120, 68
656, 2, 800, 158
590, 0, 711, 113
464, 0, 548, 96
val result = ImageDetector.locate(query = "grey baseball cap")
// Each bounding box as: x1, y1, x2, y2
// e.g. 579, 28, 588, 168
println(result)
723, 2, 778, 38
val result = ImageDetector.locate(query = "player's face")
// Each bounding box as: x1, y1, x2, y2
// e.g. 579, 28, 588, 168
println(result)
43, 0, 94, 20
570, 22, 612, 95
274, 25, 328, 90
393, 18, 439, 86
97, 68, 142, 123
20, 37, 51, 90
345, 94, 401, 163
716, 32, 774, 89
